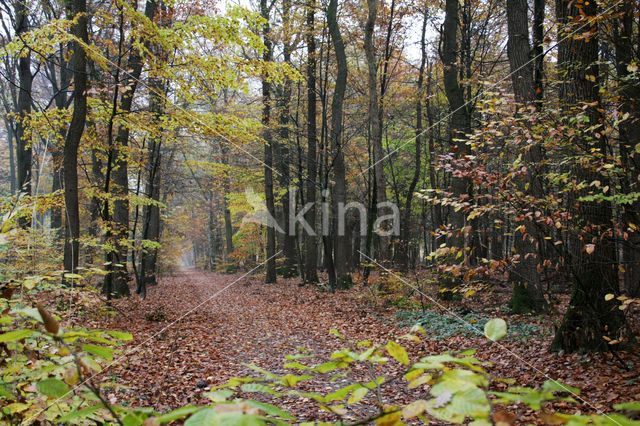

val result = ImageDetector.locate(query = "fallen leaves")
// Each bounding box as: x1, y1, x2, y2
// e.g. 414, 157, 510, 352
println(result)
64, 270, 640, 423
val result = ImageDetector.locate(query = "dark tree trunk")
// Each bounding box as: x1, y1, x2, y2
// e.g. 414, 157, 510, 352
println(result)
551, 0, 628, 352
327, 0, 351, 289
277, 0, 298, 277
441, 0, 472, 262
364, 0, 388, 262
221, 144, 234, 259
15, 0, 33, 225
261, 0, 277, 283
614, 1, 640, 297
304, 0, 319, 283
108, 0, 159, 295
138, 80, 165, 299
506, 0, 546, 313
63, 0, 88, 278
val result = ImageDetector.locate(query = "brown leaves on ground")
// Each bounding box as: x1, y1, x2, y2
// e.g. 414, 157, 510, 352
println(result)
72, 270, 639, 423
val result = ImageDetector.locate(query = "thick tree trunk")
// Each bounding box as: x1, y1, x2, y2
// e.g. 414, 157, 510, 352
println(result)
63, 0, 88, 278
15, 0, 33, 226
614, 1, 640, 297
261, 0, 277, 283
304, 0, 319, 283
441, 0, 472, 278
506, 0, 546, 313
327, 0, 351, 289
551, 0, 627, 352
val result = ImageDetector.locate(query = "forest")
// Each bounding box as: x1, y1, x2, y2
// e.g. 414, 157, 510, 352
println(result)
0, 0, 640, 423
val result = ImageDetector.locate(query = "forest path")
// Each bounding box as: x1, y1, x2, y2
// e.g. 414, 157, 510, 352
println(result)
106, 270, 399, 413
103, 270, 640, 419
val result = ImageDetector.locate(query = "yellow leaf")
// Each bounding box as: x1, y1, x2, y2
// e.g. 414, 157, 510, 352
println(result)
348, 387, 368, 404
604, 294, 614, 301
408, 374, 432, 389
386, 340, 409, 366
402, 400, 428, 419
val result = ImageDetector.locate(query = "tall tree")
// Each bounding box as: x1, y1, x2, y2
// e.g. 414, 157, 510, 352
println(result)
108, 0, 159, 296
327, 0, 351, 289
505, 0, 546, 312
614, 1, 640, 297
304, 0, 319, 283
277, 0, 298, 277
364, 0, 387, 262
14, 0, 33, 224
441, 0, 472, 270
551, 0, 627, 352
63, 0, 89, 277
395, 6, 427, 269
262, 0, 277, 283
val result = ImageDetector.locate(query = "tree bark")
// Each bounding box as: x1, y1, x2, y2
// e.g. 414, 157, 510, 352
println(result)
441, 0, 472, 276
277, 0, 298, 277
551, 0, 627, 352
506, 0, 546, 313
614, 1, 640, 297
304, 0, 319, 283
63, 0, 89, 278
327, 0, 351, 289
261, 0, 277, 283
15, 0, 33, 226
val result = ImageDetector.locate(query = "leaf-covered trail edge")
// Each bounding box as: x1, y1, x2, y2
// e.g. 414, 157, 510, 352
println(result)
87, 271, 639, 421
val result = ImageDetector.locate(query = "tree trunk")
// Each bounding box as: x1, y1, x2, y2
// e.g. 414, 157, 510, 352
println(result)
441, 0, 472, 277
277, 0, 298, 277
261, 0, 277, 283
441, 0, 471, 247
63, 0, 88, 278
304, 0, 319, 283
364, 0, 388, 262
614, 1, 640, 297
396, 9, 427, 270
108, 0, 159, 295
15, 0, 33, 226
506, 0, 546, 313
49, 52, 70, 235
327, 0, 351, 290
551, 0, 628, 352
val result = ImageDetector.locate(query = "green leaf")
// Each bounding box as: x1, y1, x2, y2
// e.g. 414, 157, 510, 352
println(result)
541, 380, 580, 395
348, 387, 368, 404
386, 340, 409, 365
57, 404, 104, 422
157, 406, 202, 422
0, 329, 33, 342
246, 400, 295, 420
82, 344, 114, 361
107, 330, 133, 341
240, 383, 280, 395
614, 402, 640, 411
484, 318, 507, 342
315, 361, 340, 373
184, 408, 218, 426
37, 378, 70, 399
204, 390, 234, 403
